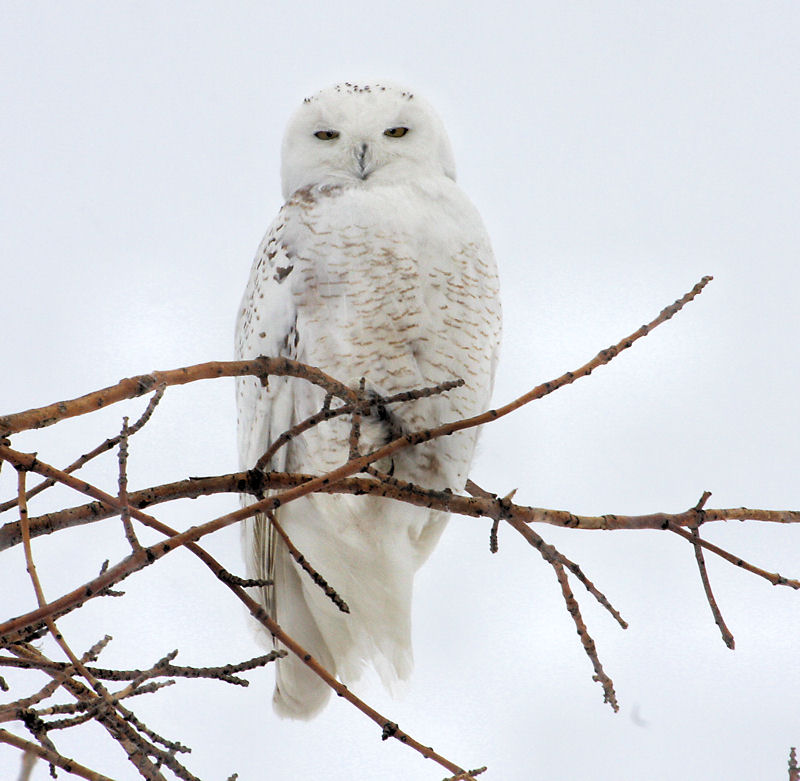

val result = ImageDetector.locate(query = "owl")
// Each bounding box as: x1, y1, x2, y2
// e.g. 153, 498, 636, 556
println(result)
235, 82, 501, 719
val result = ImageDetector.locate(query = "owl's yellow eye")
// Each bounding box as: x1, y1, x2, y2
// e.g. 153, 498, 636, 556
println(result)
384, 127, 409, 138
314, 130, 340, 140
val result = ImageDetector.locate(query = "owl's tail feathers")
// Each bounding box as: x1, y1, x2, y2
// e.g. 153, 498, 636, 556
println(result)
273, 643, 332, 719
272, 542, 336, 720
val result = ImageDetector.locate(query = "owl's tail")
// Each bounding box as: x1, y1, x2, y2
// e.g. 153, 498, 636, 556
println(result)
246, 494, 447, 719
271, 543, 336, 719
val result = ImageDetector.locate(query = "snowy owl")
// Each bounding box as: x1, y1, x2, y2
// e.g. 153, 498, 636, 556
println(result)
235, 82, 501, 719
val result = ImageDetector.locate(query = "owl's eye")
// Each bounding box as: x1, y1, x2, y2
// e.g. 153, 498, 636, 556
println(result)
314, 130, 340, 140
384, 127, 409, 138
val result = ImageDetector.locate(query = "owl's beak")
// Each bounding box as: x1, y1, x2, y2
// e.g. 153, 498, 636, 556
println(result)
353, 141, 372, 179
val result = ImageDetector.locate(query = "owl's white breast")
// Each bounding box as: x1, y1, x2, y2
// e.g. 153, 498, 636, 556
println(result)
236, 174, 501, 491
288, 179, 496, 372
278, 177, 499, 485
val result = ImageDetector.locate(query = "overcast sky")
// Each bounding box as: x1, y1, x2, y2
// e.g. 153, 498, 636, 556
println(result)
1, 2, 799, 779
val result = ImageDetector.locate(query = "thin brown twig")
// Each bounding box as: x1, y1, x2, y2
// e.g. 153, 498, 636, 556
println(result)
255, 377, 463, 472
442, 768, 488, 781
16, 470, 175, 780
216, 569, 273, 588
0, 450, 471, 777
464, 475, 626, 706
267, 510, 350, 613
553, 561, 619, 711
0, 358, 360, 438
0, 727, 115, 781
0, 650, 286, 688
666, 521, 798, 588
6, 468, 800, 557
0, 384, 166, 515
13, 644, 199, 781
117, 416, 141, 552
348, 377, 366, 461
0, 637, 112, 718
503, 515, 628, 630
688, 491, 735, 649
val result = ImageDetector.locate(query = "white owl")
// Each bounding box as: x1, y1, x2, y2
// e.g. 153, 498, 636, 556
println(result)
235, 82, 501, 719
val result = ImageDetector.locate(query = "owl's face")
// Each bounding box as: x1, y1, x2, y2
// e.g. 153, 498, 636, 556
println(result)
280, 82, 456, 199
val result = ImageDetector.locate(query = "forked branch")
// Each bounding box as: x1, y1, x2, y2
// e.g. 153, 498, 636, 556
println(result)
2, 275, 796, 780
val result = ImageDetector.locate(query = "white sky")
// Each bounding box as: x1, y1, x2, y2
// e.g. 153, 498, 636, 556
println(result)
1, 2, 799, 779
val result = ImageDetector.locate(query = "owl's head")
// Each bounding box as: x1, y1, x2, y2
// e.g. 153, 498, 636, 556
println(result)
280, 82, 456, 199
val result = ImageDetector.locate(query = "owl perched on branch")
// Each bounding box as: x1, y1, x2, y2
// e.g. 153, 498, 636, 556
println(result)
235, 82, 501, 719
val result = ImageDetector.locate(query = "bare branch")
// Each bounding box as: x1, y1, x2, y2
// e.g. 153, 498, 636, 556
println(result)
267, 510, 350, 613
0, 384, 166, 515
553, 561, 619, 711
687, 492, 735, 649
0, 358, 359, 437
117, 417, 141, 552
667, 521, 799, 589
15, 470, 171, 779
0, 728, 115, 781
2, 274, 795, 778
0, 450, 474, 777
254, 376, 463, 472
5, 467, 800, 558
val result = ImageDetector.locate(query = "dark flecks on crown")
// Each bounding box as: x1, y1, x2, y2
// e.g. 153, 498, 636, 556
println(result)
303, 83, 415, 104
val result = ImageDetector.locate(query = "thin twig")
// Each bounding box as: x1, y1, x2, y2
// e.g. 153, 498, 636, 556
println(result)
348, 377, 366, 460
0, 728, 115, 781
117, 416, 141, 551
688, 491, 735, 649
216, 569, 273, 588
267, 510, 350, 613
504, 515, 628, 630
0, 650, 286, 688
0, 358, 361, 437
7, 468, 800, 557
7, 467, 800, 560
0, 384, 166, 515
0, 451, 471, 777
553, 561, 619, 711
442, 768, 488, 781
667, 521, 798, 588
16, 469, 171, 780
254, 377, 463, 472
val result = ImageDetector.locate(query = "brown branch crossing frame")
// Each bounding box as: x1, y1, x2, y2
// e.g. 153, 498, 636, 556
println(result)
2, 275, 798, 779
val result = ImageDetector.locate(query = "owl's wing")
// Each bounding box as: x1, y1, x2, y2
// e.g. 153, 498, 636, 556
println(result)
235, 205, 299, 474
234, 205, 300, 611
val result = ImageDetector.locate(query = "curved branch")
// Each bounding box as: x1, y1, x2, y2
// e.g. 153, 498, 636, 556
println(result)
0, 357, 360, 437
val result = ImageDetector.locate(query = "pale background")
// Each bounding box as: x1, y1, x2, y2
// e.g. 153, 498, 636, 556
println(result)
1, 2, 799, 779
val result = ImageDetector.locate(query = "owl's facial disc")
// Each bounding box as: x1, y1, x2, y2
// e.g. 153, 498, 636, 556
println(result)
280, 82, 457, 199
